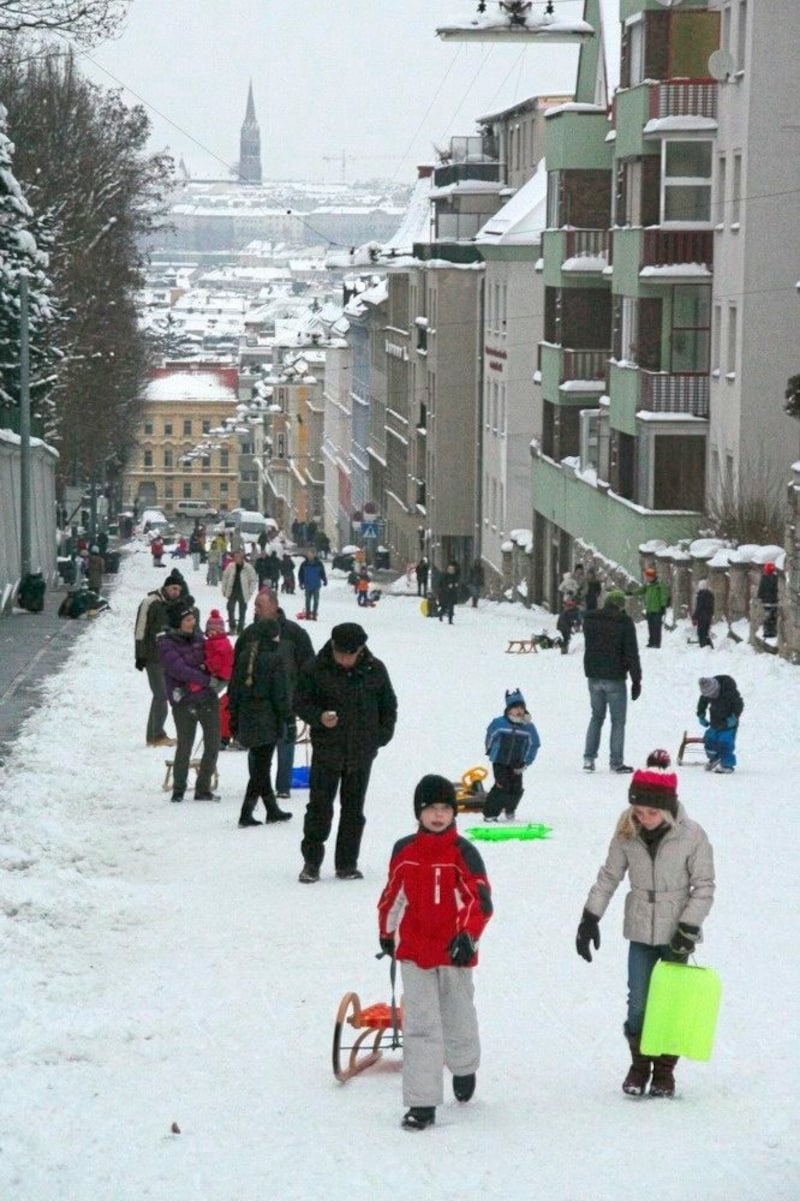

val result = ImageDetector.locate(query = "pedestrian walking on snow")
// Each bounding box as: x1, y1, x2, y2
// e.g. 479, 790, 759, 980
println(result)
378, 774, 493, 1130
575, 761, 714, 1099
157, 599, 221, 802
692, 580, 714, 648
582, 590, 641, 774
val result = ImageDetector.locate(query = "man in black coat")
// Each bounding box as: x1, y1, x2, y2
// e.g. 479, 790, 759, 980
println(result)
294, 623, 397, 882
581, 590, 642, 774
692, 580, 715, 648
756, 562, 779, 639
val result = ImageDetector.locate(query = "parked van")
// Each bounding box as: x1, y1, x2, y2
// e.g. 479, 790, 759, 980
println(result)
220, 508, 268, 540
176, 499, 219, 519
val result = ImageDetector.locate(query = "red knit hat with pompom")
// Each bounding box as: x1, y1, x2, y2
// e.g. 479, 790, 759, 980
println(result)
628, 769, 678, 815
205, 608, 226, 634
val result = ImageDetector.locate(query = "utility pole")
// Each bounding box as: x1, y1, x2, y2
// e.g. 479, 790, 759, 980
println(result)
19, 270, 32, 579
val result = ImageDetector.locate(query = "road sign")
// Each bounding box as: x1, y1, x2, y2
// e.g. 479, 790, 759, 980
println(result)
361, 521, 379, 539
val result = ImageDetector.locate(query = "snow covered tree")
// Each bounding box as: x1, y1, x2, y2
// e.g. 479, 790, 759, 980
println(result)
0, 102, 60, 432
0, 0, 125, 47
0, 48, 173, 483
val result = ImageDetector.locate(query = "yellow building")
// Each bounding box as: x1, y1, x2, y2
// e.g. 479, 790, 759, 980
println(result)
124, 366, 241, 515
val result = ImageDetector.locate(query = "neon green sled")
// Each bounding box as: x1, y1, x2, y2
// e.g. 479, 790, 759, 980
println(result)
641, 961, 722, 1062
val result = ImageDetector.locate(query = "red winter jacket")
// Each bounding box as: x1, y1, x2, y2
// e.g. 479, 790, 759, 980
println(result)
203, 632, 234, 681
378, 824, 493, 969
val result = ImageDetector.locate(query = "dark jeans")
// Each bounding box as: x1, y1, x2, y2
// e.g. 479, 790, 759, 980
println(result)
482, 763, 524, 818
242, 742, 277, 816
438, 598, 455, 624
304, 586, 320, 618
301, 759, 372, 872
697, 619, 712, 647
172, 695, 220, 796
646, 611, 663, 648
145, 661, 169, 743
227, 591, 247, 633
275, 731, 295, 793
626, 941, 685, 1036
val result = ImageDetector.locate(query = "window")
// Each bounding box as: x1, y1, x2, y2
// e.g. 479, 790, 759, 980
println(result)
183, 418, 192, 436
220, 482, 228, 494
726, 304, 738, 376
164, 481, 174, 499
716, 154, 726, 225
202, 420, 211, 434
164, 421, 173, 436
670, 286, 710, 373
201, 455, 210, 470
164, 448, 173, 470
220, 450, 229, 470
628, 18, 644, 86
732, 153, 742, 225
712, 304, 722, 373
736, 0, 747, 72
183, 481, 192, 499
143, 419, 153, 435
662, 141, 712, 223
143, 449, 153, 468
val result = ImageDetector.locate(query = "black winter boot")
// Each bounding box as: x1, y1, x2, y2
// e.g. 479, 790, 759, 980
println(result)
453, 1073, 476, 1102
650, 1055, 678, 1097
401, 1106, 436, 1131
622, 1033, 652, 1096
238, 785, 261, 827
264, 793, 292, 823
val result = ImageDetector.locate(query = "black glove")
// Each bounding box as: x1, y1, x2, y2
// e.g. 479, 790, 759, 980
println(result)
285, 718, 298, 744
448, 932, 476, 967
576, 909, 600, 962
670, 923, 699, 960
378, 936, 395, 958
630, 680, 641, 702
135, 657, 146, 672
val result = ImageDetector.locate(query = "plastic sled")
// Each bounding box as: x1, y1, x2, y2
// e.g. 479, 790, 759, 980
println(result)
641, 960, 722, 1061
677, 729, 706, 766
290, 721, 310, 788
453, 765, 488, 813
332, 990, 403, 1082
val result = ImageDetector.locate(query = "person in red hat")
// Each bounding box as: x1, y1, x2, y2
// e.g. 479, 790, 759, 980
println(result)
574, 758, 715, 1098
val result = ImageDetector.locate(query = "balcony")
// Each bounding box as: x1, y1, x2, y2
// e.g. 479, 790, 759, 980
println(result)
540, 342, 610, 399
640, 371, 709, 418
642, 229, 713, 270
562, 229, 610, 273
647, 80, 717, 123
433, 160, 502, 189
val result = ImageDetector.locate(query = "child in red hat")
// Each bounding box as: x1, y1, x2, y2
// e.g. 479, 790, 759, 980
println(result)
202, 610, 234, 743
574, 754, 715, 1098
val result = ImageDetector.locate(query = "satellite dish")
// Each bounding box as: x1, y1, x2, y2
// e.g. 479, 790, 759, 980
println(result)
708, 48, 736, 80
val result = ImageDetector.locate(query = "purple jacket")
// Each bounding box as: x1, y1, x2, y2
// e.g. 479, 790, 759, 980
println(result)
157, 629, 214, 708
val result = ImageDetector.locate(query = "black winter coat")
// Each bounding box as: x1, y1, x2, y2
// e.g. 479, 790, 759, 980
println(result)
693, 589, 715, 624
294, 642, 397, 769
235, 611, 315, 709
228, 628, 289, 748
582, 605, 641, 685
757, 574, 778, 605
697, 675, 744, 730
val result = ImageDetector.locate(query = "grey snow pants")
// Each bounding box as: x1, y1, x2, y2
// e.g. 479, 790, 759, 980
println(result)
399, 961, 480, 1107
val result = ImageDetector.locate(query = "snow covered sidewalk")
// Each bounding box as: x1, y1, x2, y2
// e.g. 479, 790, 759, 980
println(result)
0, 544, 798, 1200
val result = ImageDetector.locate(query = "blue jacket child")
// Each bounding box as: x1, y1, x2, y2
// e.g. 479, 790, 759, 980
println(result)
697, 675, 743, 773
482, 688, 541, 820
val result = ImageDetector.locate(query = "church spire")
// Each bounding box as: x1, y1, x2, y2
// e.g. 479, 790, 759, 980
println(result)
239, 80, 262, 184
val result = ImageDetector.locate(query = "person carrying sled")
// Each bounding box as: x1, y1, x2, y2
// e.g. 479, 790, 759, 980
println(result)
691, 580, 714, 648
575, 760, 715, 1099
697, 675, 743, 773
482, 688, 541, 820
378, 774, 493, 1131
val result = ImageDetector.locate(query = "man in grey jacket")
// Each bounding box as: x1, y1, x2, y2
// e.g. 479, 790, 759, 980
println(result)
575, 764, 714, 1098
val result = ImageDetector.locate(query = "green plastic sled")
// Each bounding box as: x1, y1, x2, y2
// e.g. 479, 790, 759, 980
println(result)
640, 960, 722, 1062
467, 823, 552, 842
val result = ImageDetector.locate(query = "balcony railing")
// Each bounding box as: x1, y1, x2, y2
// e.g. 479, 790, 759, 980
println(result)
562, 348, 610, 383
642, 230, 713, 269
433, 161, 502, 189
640, 371, 709, 418
563, 229, 610, 265
648, 80, 717, 121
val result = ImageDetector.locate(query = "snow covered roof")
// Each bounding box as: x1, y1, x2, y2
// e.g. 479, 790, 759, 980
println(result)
475, 166, 547, 246
144, 372, 238, 402
643, 116, 718, 136
381, 173, 434, 255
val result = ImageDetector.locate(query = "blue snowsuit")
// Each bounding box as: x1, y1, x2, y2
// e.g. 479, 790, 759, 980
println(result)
483, 712, 541, 818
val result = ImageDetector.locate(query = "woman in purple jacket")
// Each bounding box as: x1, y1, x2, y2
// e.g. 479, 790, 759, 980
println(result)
157, 598, 221, 802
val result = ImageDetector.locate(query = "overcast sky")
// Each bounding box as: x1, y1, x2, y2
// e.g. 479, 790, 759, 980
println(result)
77, 0, 620, 184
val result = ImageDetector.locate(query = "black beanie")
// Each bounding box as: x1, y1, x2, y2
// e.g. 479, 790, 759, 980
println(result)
331, 622, 367, 653
167, 597, 196, 628
413, 774, 457, 819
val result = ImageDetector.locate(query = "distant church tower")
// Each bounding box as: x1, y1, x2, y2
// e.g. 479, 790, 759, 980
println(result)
239, 81, 262, 184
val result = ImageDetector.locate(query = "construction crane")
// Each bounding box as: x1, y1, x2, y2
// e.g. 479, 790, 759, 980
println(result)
321, 149, 397, 182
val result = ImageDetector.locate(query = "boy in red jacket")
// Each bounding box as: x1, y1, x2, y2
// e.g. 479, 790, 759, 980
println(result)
377, 774, 493, 1130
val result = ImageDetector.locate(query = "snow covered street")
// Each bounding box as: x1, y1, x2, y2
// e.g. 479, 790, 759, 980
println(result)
1, 546, 798, 1200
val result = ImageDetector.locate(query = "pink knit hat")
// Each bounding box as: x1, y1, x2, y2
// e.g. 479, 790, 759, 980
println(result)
205, 609, 226, 634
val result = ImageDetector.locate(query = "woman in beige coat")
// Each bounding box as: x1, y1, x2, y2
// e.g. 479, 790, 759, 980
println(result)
575, 755, 715, 1098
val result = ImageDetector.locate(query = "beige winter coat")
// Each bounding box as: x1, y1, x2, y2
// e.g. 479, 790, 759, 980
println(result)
584, 803, 715, 946
221, 560, 258, 603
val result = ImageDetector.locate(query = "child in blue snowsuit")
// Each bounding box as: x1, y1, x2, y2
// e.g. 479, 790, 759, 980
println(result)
483, 688, 541, 819
697, 675, 743, 773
